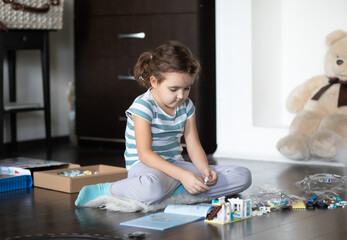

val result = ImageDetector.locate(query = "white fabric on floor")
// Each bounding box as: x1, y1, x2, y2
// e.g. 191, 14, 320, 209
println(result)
84, 194, 212, 212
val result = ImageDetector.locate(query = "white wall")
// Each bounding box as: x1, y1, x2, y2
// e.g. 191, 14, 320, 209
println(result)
3, 1, 74, 142
214, 0, 347, 164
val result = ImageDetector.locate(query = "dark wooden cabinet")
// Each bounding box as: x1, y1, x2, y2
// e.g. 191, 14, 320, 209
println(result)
74, 0, 216, 154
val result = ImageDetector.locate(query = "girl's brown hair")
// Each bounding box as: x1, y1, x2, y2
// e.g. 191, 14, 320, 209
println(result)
133, 41, 201, 88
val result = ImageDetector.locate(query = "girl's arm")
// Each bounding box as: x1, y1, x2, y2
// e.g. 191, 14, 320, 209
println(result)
184, 114, 218, 185
133, 115, 209, 194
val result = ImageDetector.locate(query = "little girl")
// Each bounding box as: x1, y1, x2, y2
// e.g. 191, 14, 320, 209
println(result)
75, 41, 251, 206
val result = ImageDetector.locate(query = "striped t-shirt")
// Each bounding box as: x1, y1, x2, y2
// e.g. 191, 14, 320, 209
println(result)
124, 88, 195, 169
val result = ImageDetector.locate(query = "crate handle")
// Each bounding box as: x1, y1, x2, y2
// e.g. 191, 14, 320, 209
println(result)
2, 0, 60, 13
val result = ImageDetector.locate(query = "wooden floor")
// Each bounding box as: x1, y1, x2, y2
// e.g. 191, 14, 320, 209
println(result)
1, 141, 347, 240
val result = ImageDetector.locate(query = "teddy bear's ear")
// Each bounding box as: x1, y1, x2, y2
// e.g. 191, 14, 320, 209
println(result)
326, 30, 347, 46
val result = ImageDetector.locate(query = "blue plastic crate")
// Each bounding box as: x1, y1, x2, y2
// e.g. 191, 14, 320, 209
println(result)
0, 174, 33, 193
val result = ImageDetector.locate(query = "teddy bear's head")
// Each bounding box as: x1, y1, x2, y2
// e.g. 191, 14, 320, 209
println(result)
325, 30, 347, 81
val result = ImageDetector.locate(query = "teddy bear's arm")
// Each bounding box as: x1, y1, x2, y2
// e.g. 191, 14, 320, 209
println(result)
286, 75, 326, 113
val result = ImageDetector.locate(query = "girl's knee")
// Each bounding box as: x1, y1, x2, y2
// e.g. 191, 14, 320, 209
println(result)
141, 182, 166, 204
138, 175, 166, 204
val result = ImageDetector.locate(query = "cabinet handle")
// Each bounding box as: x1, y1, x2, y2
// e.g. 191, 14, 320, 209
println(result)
118, 75, 136, 81
117, 32, 145, 39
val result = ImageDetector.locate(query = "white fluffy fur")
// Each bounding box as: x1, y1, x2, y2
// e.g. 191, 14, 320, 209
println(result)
83, 194, 212, 212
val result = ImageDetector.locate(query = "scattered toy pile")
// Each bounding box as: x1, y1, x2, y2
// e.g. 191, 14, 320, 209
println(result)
250, 173, 346, 216
250, 194, 347, 216
304, 196, 347, 210
250, 187, 294, 216
206, 173, 346, 224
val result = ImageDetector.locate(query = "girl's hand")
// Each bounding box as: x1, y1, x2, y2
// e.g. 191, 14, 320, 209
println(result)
201, 168, 218, 186
179, 170, 209, 195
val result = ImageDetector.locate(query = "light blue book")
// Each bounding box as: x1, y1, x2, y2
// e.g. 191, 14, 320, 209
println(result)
120, 204, 214, 231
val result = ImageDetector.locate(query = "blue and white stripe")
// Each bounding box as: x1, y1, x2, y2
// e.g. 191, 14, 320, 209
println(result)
124, 89, 195, 169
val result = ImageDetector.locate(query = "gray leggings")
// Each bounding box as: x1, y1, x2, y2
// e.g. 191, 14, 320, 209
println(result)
111, 160, 252, 204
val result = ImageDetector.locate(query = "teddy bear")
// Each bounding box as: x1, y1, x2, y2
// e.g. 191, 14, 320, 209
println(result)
277, 29, 347, 161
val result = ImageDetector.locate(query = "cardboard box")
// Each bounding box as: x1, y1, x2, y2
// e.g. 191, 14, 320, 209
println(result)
33, 165, 128, 193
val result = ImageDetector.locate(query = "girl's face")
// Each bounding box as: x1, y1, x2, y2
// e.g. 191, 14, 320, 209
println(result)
150, 72, 194, 116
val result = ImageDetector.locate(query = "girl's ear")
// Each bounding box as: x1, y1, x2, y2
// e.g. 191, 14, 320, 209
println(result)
150, 76, 159, 88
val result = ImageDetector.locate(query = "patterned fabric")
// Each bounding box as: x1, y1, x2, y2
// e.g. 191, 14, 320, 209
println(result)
124, 89, 195, 169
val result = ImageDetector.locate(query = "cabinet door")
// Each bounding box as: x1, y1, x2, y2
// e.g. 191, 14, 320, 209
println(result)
75, 14, 198, 58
